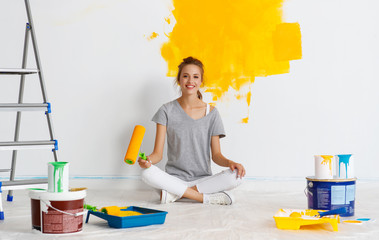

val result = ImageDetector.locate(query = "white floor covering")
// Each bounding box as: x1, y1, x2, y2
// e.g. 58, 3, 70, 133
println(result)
1, 178, 378, 240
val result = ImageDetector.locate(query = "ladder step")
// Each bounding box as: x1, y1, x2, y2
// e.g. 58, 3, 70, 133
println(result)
1, 179, 48, 190
0, 141, 56, 151
1, 178, 48, 186
0, 68, 39, 75
0, 103, 48, 111
0, 169, 11, 172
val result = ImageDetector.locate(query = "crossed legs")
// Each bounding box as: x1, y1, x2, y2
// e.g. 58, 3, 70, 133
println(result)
141, 165, 242, 203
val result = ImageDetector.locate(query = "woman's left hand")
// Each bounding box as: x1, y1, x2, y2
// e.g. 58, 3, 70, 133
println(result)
229, 161, 246, 179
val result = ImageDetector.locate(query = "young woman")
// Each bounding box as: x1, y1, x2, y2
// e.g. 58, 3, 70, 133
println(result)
138, 57, 245, 205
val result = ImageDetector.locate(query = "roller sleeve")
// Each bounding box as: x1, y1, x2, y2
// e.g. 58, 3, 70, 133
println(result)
124, 125, 146, 165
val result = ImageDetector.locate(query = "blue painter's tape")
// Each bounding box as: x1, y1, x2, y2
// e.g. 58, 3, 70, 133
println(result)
0, 211, 4, 220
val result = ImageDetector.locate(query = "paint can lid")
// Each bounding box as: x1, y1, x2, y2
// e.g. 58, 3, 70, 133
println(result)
306, 176, 357, 182
29, 189, 86, 200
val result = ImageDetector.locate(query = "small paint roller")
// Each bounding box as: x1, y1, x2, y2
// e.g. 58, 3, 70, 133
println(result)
315, 207, 347, 218
124, 125, 146, 165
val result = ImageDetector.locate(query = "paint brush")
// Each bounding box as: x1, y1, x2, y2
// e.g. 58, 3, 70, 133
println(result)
316, 207, 347, 218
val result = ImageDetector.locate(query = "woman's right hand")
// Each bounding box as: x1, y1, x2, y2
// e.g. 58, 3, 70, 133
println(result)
138, 155, 152, 169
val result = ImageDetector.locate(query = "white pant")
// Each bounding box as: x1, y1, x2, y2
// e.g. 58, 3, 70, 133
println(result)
141, 165, 242, 198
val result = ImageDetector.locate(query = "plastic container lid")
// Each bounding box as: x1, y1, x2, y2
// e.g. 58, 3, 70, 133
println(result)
29, 189, 86, 201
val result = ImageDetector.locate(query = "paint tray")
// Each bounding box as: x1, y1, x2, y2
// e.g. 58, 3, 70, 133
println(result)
85, 206, 168, 228
273, 209, 340, 231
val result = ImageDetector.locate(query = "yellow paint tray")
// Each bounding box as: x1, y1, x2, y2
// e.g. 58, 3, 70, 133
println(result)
273, 209, 340, 231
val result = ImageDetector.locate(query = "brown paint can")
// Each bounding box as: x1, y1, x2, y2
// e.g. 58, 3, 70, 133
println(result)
29, 189, 86, 234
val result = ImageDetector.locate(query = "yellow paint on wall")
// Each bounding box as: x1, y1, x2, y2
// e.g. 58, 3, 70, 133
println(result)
246, 91, 252, 107
241, 117, 249, 124
273, 23, 302, 61
161, 0, 302, 122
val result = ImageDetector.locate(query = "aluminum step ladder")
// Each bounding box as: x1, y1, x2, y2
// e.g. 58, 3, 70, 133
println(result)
0, 0, 59, 220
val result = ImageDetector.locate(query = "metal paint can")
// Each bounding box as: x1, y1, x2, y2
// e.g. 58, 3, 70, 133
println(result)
48, 162, 69, 193
306, 176, 356, 217
335, 154, 354, 179
314, 155, 334, 179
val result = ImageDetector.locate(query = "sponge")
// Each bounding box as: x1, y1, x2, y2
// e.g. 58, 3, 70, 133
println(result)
124, 125, 146, 165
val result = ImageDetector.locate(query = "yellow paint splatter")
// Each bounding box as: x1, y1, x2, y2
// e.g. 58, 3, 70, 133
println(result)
147, 32, 159, 41
161, 0, 302, 123
321, 155, 333, 176
343, 220, 362, 224
241, 117, 249, 124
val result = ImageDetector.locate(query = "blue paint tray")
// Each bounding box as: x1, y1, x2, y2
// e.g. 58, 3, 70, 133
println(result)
85, 206, 168, 228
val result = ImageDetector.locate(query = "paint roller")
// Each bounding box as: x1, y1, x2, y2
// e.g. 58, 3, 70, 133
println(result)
100, 206, 142, 217
124, 125, 146, 165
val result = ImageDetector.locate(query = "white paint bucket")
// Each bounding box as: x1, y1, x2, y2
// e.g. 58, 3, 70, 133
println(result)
314, 155, 334, 179
335, 154, 354, 179
29, 189, 86, 234
48, 162, 69, 193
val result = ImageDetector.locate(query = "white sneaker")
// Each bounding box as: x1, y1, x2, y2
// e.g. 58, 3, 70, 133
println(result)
160, 190, 180, 204
204, 191, 234, 205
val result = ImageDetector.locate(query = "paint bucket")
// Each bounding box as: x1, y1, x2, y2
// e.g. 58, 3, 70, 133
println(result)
314, 155, 334, 179
335, 154, 354, 179
305, 177, 356, 217
29, 189, 86, 234
48, 162, 69, 193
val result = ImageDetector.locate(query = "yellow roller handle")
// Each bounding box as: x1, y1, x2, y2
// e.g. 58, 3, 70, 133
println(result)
124, 125, 146, 165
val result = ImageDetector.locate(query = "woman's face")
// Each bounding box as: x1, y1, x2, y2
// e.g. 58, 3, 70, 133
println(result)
178, 64, 203, 96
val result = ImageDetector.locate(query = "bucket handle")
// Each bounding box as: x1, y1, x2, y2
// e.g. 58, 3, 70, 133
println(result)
41, 199, 87, 217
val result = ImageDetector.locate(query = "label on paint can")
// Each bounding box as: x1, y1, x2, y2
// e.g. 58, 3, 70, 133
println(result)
346, 185, 355, 204
331, 185, 345, 205
316, 188, 330, 208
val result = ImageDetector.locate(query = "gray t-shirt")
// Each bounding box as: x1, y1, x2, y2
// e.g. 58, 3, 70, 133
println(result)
152, 100, 226, 181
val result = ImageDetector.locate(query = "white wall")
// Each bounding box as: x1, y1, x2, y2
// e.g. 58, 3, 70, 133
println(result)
1, 0, 378, 179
